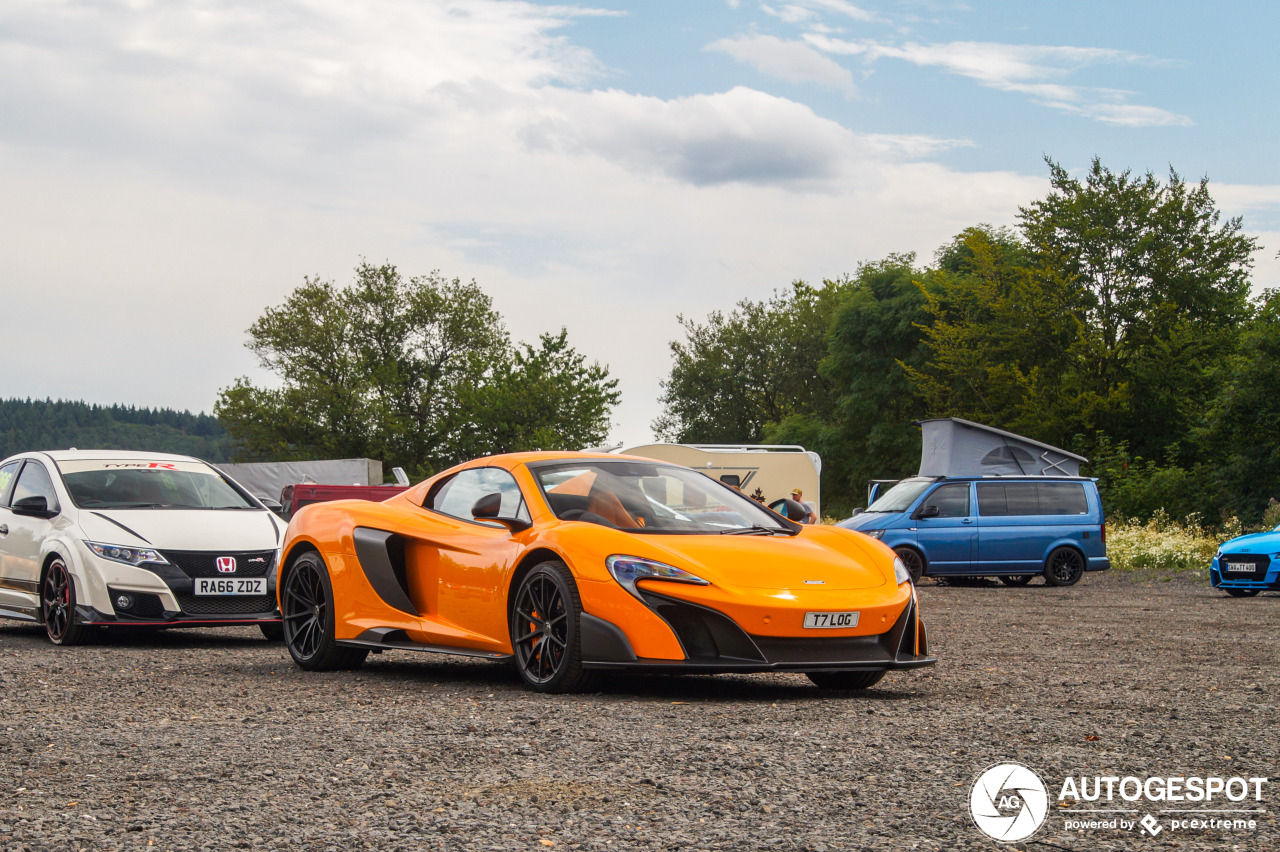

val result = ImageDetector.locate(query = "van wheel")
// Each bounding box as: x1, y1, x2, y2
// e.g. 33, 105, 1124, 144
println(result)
1000, 575, 1034, 586
893, 547, 925, 582
1043, 548, 1085, 587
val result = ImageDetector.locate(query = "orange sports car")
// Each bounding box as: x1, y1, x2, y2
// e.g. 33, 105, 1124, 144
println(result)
277, 452, 934, 693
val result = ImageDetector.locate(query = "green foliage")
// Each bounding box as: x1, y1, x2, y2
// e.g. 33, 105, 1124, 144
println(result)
1105, 510, 1220, 574
653, 281, 844, 443
216, 262, 618, 475
0, 398, 231, 461
769, 255, 932, 515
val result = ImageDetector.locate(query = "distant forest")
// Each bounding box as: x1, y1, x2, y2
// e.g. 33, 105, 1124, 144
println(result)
0, 398, 233, 462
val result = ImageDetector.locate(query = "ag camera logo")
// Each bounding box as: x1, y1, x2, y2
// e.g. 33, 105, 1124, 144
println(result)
969, 763, 1049, 842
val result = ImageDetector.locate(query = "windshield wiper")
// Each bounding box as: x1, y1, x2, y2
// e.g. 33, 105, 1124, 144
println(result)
720, 525, 793, 536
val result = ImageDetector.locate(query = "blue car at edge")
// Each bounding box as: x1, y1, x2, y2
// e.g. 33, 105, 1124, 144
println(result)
1211, 529, 1280, 597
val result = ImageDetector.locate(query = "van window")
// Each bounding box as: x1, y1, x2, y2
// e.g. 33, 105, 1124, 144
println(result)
977, 482, 1088, 516
921, 483, 970, 518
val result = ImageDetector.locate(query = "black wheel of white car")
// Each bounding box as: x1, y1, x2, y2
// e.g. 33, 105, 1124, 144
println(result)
42, 558, 91, 646
807, 670, 887, 690
282, 552, 367, 671
1043, 547, 1085, 587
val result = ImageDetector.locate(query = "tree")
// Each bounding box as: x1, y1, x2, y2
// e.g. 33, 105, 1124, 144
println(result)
215, 262, 619, 475
653, 281, 843, 443
768, 254, 933, 515
908, 160, 1258, 463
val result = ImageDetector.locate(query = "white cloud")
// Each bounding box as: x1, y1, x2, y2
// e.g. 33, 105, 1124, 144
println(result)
3, 0, 1223, 447
806, 36, 1193, 127
706, 33, 856, 95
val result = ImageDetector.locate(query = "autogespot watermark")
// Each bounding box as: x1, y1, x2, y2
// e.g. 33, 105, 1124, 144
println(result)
968, 763, 1270, 843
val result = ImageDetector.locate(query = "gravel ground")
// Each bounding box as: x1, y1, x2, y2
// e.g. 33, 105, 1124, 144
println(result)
1, 570, 1276, 852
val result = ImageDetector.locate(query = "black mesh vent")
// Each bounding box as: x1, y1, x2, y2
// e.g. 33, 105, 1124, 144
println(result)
176, 595, 277, 615
1219, 554, 1269, 581
159, 550, 276, 578
107, 587, 166, 619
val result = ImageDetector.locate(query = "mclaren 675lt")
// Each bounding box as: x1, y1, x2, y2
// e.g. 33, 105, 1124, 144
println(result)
277, 452, 935, 693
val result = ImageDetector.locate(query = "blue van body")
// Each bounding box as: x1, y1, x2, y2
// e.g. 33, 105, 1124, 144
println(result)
837, 476, 1110, 584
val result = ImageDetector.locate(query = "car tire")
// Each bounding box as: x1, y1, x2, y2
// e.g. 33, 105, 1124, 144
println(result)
893, 547, 925, 582
259, 622, 285, 641
281, 552, 368, 671
509, 561, 596, 694
807, 670, 887, 690
1224, 588, 1261, 598
1043, 547, 1085, 587
41, 557, 92, 646
1000, 574, 1034, 586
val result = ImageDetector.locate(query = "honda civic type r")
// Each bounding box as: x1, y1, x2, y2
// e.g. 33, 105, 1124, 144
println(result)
277, 452, 935, 693
0, 450, 286, 644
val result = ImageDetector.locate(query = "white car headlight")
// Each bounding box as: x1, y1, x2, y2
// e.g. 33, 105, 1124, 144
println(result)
86, 542, 169, 567
893, 556, 912, 586
606, 555, 709, 601
864, 529, 886, 540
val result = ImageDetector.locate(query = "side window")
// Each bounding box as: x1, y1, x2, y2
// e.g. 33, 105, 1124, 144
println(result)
427, 468, 530, 524
0, 461, 21, 505
921, 483, 970, 518
11, 461, 60, 514
1038, 482, 1088, 515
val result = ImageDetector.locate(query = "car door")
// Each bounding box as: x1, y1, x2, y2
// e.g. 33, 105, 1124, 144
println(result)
409, 466, 532, 648
0, 459, 31, 614
0, 460, 61, 613
911, 482, 975, 574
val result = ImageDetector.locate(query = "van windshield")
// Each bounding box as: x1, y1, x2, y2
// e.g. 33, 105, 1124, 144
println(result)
865, 477, 936, 513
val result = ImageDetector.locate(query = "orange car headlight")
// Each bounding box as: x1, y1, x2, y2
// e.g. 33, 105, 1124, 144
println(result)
894, 556, 912, 586
606, 555, 710, 602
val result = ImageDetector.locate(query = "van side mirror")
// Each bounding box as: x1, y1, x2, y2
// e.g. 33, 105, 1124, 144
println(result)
12, 495, 57, 519
914, 504, 940, 520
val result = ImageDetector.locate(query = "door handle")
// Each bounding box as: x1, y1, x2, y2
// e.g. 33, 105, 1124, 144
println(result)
0, 524, 7, 535
961, 518, 973, 524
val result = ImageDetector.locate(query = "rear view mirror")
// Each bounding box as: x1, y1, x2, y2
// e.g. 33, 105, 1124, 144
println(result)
12, 495, 56, 519
915, 504, 940, 520
471, 492, 532, 532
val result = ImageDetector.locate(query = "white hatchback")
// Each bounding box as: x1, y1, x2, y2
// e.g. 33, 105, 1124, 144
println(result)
0, 450, 286, 644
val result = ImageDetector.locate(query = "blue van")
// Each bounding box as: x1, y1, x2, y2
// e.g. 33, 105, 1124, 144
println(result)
837, 475, 1110, 586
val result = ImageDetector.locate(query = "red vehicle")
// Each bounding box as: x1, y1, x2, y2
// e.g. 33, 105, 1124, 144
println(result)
278, 484, 410, 520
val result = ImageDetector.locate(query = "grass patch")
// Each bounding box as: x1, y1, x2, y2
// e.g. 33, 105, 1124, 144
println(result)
1106, 510, 1235, 574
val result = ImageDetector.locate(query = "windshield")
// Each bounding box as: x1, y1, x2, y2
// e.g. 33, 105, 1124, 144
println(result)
865, 477, 936, 513
56, 459, 259, 510
531, 460, 795, 534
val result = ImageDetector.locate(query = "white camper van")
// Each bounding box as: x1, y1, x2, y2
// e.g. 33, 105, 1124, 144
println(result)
613, 444, 822, 519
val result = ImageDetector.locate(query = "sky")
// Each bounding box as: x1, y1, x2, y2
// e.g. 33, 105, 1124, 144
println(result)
3, 0, 1278, 450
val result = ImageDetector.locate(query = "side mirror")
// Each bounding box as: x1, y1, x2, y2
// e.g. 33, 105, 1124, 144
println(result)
471, 493, 532, 532
914, 504, 940, 520
12, 495, 57, 519
260, 497, 288, 519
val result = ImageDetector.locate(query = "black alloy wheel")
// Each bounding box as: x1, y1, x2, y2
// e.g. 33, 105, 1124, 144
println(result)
510, 561, 595, 694
41, 558, 91, 646
1000, 574, 1034, 587
807, 670, 887, 690
1224, 588, 1262, 598
1043, 547, 1085, 587
282, 552, 367, 671
893, 547, 925, 583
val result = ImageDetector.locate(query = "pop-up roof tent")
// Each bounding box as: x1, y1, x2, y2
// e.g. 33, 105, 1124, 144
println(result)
916, 418, 1088, 478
